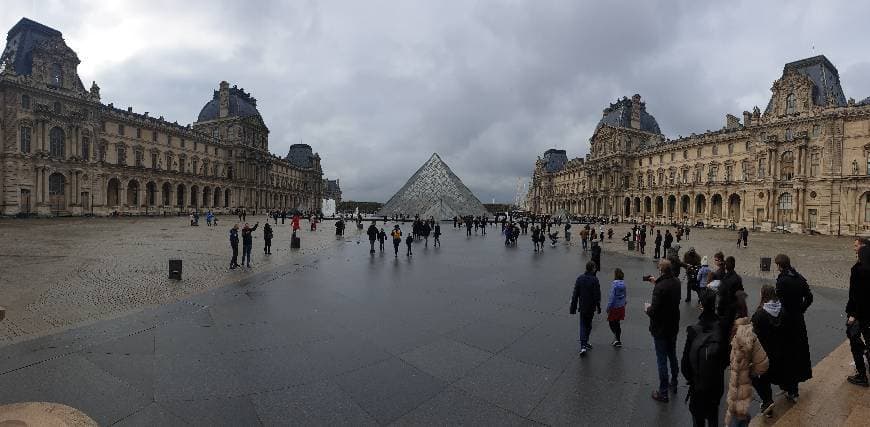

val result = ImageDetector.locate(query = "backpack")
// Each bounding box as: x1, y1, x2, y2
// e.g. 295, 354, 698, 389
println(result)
687, 322, 724, 395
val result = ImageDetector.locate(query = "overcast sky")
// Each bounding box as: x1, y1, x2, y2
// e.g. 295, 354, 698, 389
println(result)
4, 1, 870, 202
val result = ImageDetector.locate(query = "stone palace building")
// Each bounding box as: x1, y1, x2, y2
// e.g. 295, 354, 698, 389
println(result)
0, 18, 324, 216
529, 55, 870, 235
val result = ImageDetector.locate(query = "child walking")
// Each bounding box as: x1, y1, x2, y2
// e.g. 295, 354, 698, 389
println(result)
607, 268, 627, 347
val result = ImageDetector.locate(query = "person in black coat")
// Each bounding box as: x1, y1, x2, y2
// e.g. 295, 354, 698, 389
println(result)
591, 242, 601, 273
570, 261, 602, 356
752, 284, 786, 416
654, 230, 662, 259
681, 289, 726, 426
773, 254, 813, 402
646, 259, 682, 402
663, 230, 673, 252
367, 222, 378, 254
263, 223, 273, 255
717, 256, 745, 343
847, 243, 870, 386
228, 224, 240, 269
241, 222, 258, 268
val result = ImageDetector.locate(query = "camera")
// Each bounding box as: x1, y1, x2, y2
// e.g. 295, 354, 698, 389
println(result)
642, 275, 652, 281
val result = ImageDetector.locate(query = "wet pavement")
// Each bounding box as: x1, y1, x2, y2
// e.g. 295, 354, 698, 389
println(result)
0, 225, 849, 425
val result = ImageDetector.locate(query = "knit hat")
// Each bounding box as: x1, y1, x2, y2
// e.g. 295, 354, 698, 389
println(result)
701, 255, 708, 265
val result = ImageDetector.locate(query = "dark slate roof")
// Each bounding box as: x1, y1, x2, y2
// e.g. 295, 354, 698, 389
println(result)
197, 87, 261, 122
1, 18, 62, 76
859, 96, 870, 106
542, 149, 568, 173
766, 55, 847, 113
286, 143, 314, 168
597, 96, 661, 134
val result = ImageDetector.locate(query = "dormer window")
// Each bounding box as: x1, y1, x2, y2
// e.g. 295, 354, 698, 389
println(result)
786, 93, 797, 114
50, 63, 63, 87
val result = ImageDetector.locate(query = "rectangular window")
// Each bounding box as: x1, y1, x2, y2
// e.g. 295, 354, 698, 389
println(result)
165, 153, 172, 170
670, 152, 675, 161
118, 124, 125, 136
637, 175, 643, 189
697, 147, 702, 157
810, 153, 820, 177
728, 143, 734, 154
101, 122, 107, 132
136, 128, 142, 138
21, 94, 30, 109
745, 141, 750, 151
181, 139, 185, 149
135, 150, 144, 167
151, 153, 158, 169
117, 146, 126, 165
192, 159, 198, 175
19, 126, 31, 153
725, 165, 733, 182
682, 170, 688, 183
812, 125, 820, 137
712, 145, 719, 155
99, 144, 107, 162
152, 130, 158, 142
82, 137, 90, 160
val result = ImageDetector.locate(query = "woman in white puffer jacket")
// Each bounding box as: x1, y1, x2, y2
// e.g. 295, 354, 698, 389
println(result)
725, 291, 769, 426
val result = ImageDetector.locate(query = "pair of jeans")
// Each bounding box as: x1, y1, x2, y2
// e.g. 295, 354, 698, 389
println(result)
653, 335, 679, 394
230, 243, 239, 267
578, 312, 594, 349
242, 245, 252, 265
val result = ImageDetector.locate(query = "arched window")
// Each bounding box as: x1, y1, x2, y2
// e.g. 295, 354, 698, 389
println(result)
49, 127, 65, 158
50, 63, 63, 87
19, 126, 31, 153
786, 93, 796, 114
786, 128, 793, 141
781, 151, 794, 180
21, 94, 30, 109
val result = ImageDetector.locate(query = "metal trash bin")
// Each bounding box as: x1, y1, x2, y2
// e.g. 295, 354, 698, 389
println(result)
169, 259, 182, 280
291, 236, 301, 249
760, 257, 771, 272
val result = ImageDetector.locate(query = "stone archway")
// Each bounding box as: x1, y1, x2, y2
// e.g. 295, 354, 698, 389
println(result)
162, 182, 172, 206
655, 196, 664, 217
623, 197, 631, 217
107, 178, 121, 207
681, 195, 691, 217
711, 194, 723, 218
127, 180, 139, 207
176, 184, 186, 208
667, 195, 676, 219
695, 194, 707, 216
190, 185, 199, 209
644, 196, 652, 217
146, 181, 157, 206
728, 194, 741, 222
48, 172, 66, 212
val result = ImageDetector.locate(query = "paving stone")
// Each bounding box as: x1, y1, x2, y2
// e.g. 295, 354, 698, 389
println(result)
398, 338, 493, 382
453, 354, 558, 417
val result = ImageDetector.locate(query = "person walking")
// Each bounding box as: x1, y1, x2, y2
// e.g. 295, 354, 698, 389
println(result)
591, 242, 601, 273
263, 223, 273, 255
367, 222, 378, 254
229, 224, 240, 269
681, 290, 726, 426
391, 225, 402, 257
646, 259, 682, 403
241, 222, 258, 268
377, 228, 387, 252
724, 291, 769, 427
433, 223, 441, 247
847, 245, 870, 387
773, 254, 813, 402
663, 230, 673, 253
752, 284, 786, 417
654, 230, 662, 259
532, 226, 541, 252
639, 227, 647, 255
581, 227, 589, 251
465, 218, 473, 236
570, 261, 602, 357
697, 256, 712, 290
405, 232, 414, 257
606, 268, 627, 348
683, 248, 702, 303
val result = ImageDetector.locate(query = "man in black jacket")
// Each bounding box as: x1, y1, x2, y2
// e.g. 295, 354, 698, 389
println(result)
241, 222, 258, 268
367, 222, 378, 254
570, 261, 601, 357
646, 259, 682, 403
848, 241, 870, 386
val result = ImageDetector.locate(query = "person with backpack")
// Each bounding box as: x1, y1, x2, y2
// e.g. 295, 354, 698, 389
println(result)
390, 225, 402, 257
725, 291, 769, 426
774, 254, 813, 402
606, 268, 627, 348
263, 223, 273, 255
646, 258, 682, 403
751, 284, 786, 418
717, 256, 745, 347
405, 232, 414, 257
377, 228, 386, 253
228, 223, 240, 269
433, 223, 441, 247
847, 245, 870, 387
570, 261, 602, 357
681, 289, 726, 425
591, 242, 601, 273
683, 248, 702, 303
654, 230, 663, 259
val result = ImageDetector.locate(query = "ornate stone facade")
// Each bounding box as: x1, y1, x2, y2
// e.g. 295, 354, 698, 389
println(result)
0, 18, 323, 216
529, 55, 870, 235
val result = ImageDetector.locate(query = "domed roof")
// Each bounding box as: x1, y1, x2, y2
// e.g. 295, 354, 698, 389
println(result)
597, 95, 661, 134
197, 86, 261, 122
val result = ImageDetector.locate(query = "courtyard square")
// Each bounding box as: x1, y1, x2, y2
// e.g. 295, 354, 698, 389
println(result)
0, 222, 848, 425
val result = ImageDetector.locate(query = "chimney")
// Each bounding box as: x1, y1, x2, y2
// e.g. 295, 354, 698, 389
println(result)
630, 94, 642, 129
725, 114, 740, 130
219, 81, 230, 118
742, 111, 751, 127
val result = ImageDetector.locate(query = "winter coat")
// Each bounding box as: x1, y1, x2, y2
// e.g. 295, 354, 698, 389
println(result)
847, 262, 870, 322
570, 272, 601, 315
752, 301, 786, 385
680, 313, 725, 403
725, 317, 769, 426
367, 225, 378, 241
229, 228, 239, 245
647, 272, 681, 338
697, 265, 711, 288
775, 268, 814, 383
606, 279, 626, 312
241, 223, 258, 246
263, 225, 273, 241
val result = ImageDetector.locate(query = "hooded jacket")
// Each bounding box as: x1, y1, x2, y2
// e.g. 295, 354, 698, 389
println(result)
751, 301, 785, 385
647, 272, 681, 338
570, 272, 601, 315
606, 279, 626, 312
725, 317, 769, 425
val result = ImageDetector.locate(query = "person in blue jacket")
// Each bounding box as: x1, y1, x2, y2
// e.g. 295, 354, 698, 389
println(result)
606, 268, 627, 347
570, 261, 602, 356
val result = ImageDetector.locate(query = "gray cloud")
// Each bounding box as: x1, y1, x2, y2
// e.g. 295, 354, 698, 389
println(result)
4, 0, 870, 202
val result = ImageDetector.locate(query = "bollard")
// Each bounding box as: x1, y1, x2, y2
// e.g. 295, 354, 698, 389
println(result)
169, 259, 182, 280
760, 257, 771, 272
291, 235, 301, 249
0, 306, 5, 322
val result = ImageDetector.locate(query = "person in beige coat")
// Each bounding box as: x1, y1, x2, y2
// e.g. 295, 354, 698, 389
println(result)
725, 291, 769, 426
